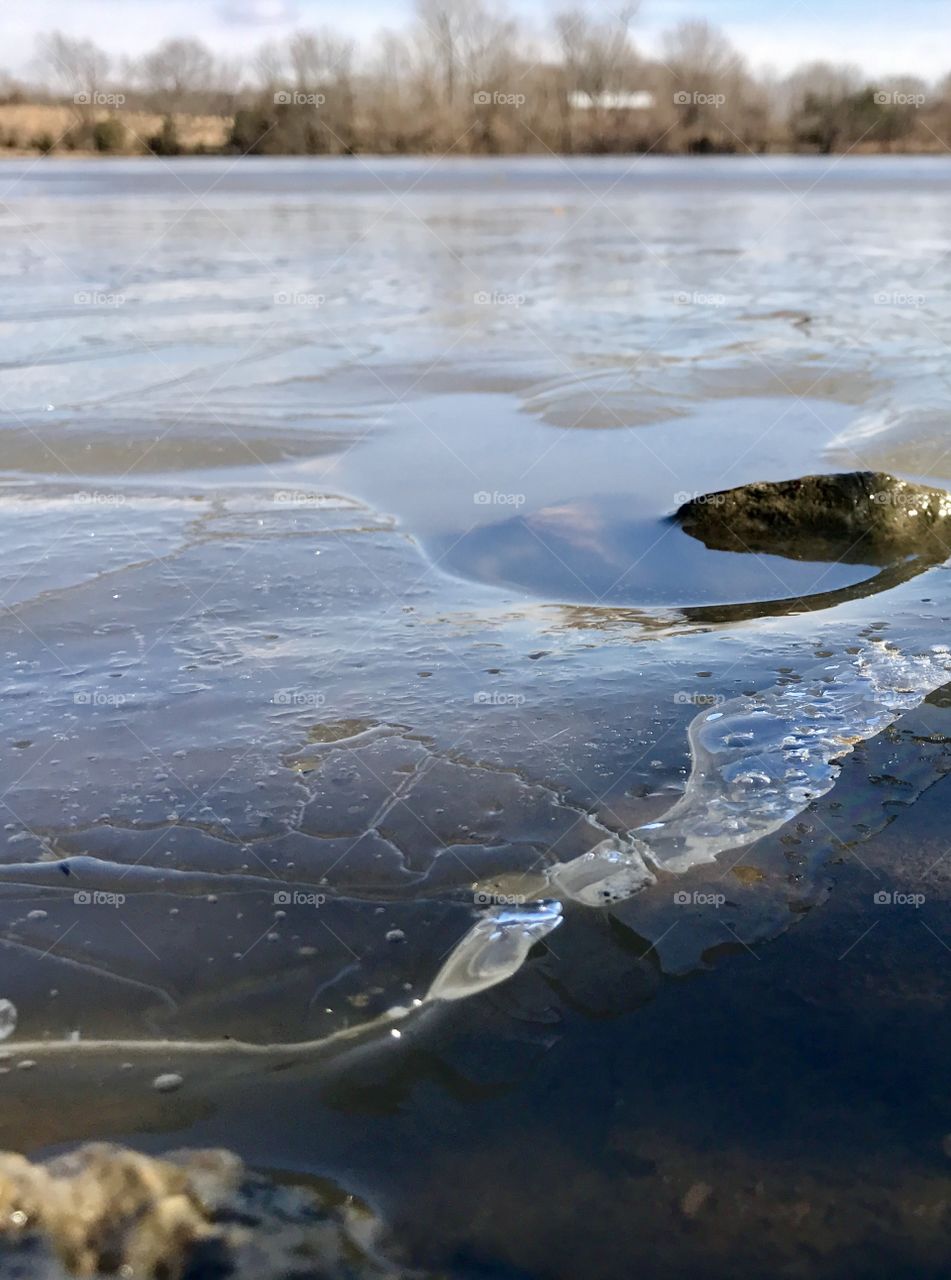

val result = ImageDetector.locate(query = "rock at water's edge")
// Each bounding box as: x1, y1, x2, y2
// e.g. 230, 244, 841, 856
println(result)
674, 471, 951, 565
0, 1142, 414, 1279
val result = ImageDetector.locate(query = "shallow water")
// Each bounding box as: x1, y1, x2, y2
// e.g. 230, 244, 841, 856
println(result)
2, 156, 951, 1277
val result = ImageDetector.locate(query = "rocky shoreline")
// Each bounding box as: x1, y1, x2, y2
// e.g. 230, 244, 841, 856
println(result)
0, 1144, 418, 1279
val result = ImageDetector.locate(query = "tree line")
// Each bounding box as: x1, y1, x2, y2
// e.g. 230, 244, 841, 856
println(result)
2, 2, 948, 157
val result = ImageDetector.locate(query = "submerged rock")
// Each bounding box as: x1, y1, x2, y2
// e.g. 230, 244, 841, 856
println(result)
0, 1143, 415, 1279
680, 1181, 714, 1218
674, 471, 951, 564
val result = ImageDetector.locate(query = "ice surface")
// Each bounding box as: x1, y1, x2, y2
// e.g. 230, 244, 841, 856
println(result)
542, 642, 951, 906
2, 160, 951, 1052
427, 902, 563, 1002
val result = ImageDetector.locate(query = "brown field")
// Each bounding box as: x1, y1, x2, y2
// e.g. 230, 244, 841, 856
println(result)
0, 103, 230, 154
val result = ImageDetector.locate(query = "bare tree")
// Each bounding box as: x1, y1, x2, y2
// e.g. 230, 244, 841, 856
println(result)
408, 0, 522, 147
134, 38, 219, 114
33, 32, 110, 104
782, 62, 866, 152
553, 4, 640, 150
555, 4, 639, 102
782, 61, 863, 114
235, 27, 357, 155
363, 30, 420, 151
413, 1, 517, 105
287, 29, 354, 92
253, 40, 285, 93
29, 30, 117, 150
660, 21, 756, 152
414, 0, 467, 110
662, 20, 744, 88
284, 28, 356, 150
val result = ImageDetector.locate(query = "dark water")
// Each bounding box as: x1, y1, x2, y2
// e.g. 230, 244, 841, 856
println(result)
0, 156, 950, 1277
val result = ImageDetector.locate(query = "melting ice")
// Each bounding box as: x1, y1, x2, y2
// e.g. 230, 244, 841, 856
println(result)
543, 641, 951, 904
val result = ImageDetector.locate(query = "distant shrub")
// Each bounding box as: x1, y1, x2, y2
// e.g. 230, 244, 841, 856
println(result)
228, 100, 342, 155
147, 115, 182, 156
791, 88, 898, 154
92, 116, 126, 153
228, 106, 277, 155
31, 132, 55, 154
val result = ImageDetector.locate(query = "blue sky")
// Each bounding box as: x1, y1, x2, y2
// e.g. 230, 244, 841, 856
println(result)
7, 0, 949, 80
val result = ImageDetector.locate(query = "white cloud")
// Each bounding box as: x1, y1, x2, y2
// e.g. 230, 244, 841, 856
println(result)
711, 19, 951, 81
217, 0, 298, 25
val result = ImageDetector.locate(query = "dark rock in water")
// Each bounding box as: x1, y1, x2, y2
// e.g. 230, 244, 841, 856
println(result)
0, 1143, 416, 1279
674, 472, 951, 566
680, 1181, 714, 1218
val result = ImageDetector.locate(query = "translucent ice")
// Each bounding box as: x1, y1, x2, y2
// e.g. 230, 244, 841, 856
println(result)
546, 641, 951, 904
0, 1001, 16, 1043
426, 901, 563, 1001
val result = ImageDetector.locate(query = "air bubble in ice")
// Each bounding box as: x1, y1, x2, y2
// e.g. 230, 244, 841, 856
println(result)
153, 1073, 184, 1093
0, 1001, 17, 1043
